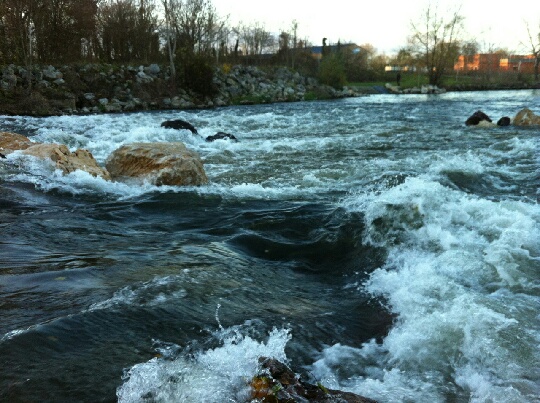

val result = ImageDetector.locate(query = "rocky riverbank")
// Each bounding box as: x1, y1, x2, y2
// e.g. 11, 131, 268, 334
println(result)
0, 63, 361, 116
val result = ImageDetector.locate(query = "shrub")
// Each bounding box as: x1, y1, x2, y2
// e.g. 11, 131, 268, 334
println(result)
180, 54, 218, 97
318, 53, 346, 89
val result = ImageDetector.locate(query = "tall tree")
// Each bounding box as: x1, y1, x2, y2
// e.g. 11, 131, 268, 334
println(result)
236, 22, 274, 56
524, 21, 540, 80
0, 0, 36, 65
409, 3, 464, 86
33, 0, 99, 62
98, 0, 158, 62
162, 0, 180, 79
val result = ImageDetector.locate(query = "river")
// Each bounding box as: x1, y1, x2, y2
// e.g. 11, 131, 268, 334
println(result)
1, 90, 539, 402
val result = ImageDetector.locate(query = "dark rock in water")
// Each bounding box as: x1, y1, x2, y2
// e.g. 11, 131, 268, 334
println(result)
160, 119, 198, 134
497, 116, 511, 126
250, 357, 377, 403
465, 110, 492, 126
0, 152, 6, 158
205, 132, 238, 142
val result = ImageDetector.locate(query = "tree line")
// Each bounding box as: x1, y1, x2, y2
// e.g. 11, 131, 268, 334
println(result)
0, 0, 315, 66
1, 1, 538, 88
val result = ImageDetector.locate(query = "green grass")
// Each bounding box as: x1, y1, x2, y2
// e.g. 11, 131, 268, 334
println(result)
347, 71, 538, 90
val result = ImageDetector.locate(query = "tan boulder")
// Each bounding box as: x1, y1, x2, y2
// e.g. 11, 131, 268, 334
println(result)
23, 143, 111, 180
0, 131, 36, 154
105, 142, 208, 186
513, 108, 540, 126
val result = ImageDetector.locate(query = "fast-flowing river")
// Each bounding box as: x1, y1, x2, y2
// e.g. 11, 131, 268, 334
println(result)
1, 90, 539, 402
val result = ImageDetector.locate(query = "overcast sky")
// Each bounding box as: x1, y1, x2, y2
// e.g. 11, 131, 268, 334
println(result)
211, 0, 540, 54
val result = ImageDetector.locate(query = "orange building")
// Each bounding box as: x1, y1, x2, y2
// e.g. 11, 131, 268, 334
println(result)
499, 55, 536, 73
454, 54, 500, 72
454, 53, 537, 74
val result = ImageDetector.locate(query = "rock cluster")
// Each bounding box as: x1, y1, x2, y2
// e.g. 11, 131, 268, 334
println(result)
1, 63, 353, 116
464, 108, 540, 127
0, 131, 207, 186
385, 83, 447, 94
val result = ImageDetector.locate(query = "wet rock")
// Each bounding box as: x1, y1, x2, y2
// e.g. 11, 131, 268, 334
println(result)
497, 116, 511, 126
513, 108, 540, 126
0, 131, 36, 154
250, 357, 377, 403
205, 132, 238, 142
465, 110, 492, 126
22, 143, 111, 180
105, 142, 207, 186
161, 119, 198, 134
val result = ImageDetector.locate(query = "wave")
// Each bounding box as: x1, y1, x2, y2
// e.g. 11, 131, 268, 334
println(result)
328, 177, 540, 402
117, 325, 291, 402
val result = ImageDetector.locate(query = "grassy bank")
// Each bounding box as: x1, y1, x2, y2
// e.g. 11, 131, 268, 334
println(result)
349, 71, 540, 92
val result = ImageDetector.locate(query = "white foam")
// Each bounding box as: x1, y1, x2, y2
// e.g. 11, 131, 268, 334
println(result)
332, 177, 540, 401
117, 327, 291, 402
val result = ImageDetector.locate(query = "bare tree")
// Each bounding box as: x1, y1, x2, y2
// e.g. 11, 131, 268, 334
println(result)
162, 0, 181, 79
290, 20, 298, 68
237, 22, 274, 56
0, 0, 36, 65
409, 3, 464, 86
524, 21, 540, 81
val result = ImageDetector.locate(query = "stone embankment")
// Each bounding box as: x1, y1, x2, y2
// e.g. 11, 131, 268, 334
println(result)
0, 63, 359, 116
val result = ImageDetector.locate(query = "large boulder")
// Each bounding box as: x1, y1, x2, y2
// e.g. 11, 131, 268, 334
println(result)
251, 357, 377, 403
513, 108, 540, 126
23, 143, 111, 180
0, 131, 36, 154
105, 142, 208, 186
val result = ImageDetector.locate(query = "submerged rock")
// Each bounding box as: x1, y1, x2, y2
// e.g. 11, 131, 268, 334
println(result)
250, 357, 377, 403
105, 142, 208, 186
161, 119, 198, 134
465, 110, 492, 126
22, 143, 111, 180
0, 131, 36, 154
205, 132, 238, 142
513, 108, 540, 126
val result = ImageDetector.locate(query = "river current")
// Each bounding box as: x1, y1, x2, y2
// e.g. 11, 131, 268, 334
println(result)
1, 90, 539, 402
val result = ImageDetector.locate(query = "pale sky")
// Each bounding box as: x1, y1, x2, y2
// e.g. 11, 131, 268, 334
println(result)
212, 0, 540, 54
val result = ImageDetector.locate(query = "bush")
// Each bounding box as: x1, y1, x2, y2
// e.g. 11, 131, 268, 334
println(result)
318, 54, 346, 89
179, 54, 218, 97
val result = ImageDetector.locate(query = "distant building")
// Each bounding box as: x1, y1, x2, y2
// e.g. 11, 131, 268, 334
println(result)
310, 43, 363, 60
499, 55, 536, 73
454, 54, 500, 72
454, 53, 537, 73
384, 65, 419, 72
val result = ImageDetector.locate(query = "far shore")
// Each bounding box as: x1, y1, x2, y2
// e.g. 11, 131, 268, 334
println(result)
1, 63, 539, 117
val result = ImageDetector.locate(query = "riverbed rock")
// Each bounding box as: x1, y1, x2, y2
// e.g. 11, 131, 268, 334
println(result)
22, 143, 111, 180
465, 110, 492, 126
513, 108, 540, 126
205, 132, 238, 142
0, 131, 36, 154
497, 116, 511, 126
250, 357, 377, 403
105, 142, 208, 186
161, 119, 198, 134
